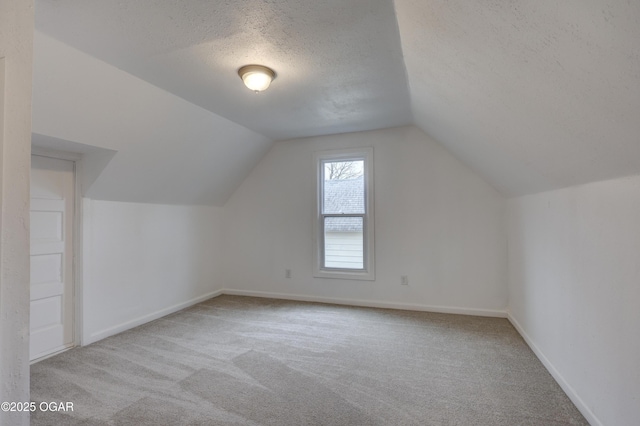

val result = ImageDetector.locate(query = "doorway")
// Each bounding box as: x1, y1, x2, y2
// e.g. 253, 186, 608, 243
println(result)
30, 155, 76, 361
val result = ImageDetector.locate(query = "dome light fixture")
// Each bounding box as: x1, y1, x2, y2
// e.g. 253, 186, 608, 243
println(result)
238, 64, 276, 92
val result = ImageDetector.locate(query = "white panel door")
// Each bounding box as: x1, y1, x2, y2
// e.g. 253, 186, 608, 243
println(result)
30, 155, 75, 361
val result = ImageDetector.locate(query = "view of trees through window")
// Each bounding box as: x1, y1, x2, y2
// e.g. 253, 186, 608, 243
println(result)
324, 161, 364, 181
322, 160, 365, 269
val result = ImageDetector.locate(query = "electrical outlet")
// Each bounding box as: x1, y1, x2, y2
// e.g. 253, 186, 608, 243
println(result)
286, 269, 292, 279
401, 275, 409, 285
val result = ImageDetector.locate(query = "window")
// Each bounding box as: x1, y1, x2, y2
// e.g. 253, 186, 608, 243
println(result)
313, 148, 374, 280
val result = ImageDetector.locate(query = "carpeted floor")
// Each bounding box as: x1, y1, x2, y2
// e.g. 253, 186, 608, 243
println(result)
31, 295, 588, 425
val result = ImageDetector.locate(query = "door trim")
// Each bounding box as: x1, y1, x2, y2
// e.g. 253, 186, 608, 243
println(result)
31, 148, 84, 355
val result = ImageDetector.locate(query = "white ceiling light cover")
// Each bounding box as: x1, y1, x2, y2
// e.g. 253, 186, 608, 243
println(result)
238, 65, 275, 92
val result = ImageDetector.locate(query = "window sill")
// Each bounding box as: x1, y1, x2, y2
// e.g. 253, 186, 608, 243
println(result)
314, 269, 375, 281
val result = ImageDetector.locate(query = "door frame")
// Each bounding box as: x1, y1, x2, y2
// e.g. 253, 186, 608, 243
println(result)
30, 147, 84, 359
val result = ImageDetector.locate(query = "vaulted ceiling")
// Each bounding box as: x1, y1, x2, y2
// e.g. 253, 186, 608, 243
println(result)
33, 0, 640, 202
35, 0, 412, 140
395, 0, 640, 196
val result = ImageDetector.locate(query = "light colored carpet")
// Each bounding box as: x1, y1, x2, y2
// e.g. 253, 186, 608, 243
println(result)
31, 295, 588, 425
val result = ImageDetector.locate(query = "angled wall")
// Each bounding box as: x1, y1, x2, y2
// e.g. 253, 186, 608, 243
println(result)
508, 175, 640, 426
32, 31, 272, 206
29, 32, 270, 348
222, 126, 507, 314
395, 0, 640, 197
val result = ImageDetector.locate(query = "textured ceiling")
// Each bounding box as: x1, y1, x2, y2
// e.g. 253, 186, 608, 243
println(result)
33, 0, 640, 198
32, 32, 273, 206
396, 0, 640, 196
35, 0, 412, 141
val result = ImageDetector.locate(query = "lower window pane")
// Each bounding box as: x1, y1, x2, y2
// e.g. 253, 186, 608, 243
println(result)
324, 217, 363, 269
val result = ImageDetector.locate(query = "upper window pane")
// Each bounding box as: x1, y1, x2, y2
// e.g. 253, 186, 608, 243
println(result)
322, 160, 364, 214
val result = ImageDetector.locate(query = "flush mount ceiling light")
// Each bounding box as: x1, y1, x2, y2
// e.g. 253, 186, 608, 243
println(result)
238, 64, 276, 92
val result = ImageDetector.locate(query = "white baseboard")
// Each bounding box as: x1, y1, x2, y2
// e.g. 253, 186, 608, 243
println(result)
84, 289, 505, 346
507, 313, 601, 426
84, 289, 223, 345
222, 288, 507, 318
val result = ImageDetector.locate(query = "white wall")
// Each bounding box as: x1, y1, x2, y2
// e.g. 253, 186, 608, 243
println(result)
222, 126, 507, 314
32, 32, 272, 206
82, 200, 224, 344
508, 175, 640, 426
0, 2, 33, 425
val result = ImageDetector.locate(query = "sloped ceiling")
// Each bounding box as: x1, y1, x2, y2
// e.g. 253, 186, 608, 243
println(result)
395, 0, 640, 196
32, 32, 272, 206
35, 0, 412, 141
33, 0, 640, 200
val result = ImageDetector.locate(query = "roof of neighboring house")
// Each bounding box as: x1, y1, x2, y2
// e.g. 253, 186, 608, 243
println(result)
324, 177, 364, 233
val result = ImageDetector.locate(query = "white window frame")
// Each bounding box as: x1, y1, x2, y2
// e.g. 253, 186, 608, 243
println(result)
313, 147, 375, 281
